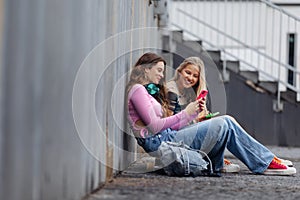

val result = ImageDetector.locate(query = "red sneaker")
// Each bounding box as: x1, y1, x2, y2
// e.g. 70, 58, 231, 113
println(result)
268, 158, 287, 169
264, 157, 296, 176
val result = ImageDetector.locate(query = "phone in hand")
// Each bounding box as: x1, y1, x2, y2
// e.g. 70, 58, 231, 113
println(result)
196, 89, 208, 100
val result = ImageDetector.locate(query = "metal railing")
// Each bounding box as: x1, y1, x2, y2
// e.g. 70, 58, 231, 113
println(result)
170, 0, 300, 106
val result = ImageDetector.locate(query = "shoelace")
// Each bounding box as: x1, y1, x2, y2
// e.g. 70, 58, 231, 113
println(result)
274, 156, 283, 164
268, 158, 287, 169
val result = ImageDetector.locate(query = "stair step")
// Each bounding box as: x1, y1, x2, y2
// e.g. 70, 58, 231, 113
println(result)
207, 50, 221, 63
258, 81, 277, 94
222, 60, 239, 73
240, 71, 259, 84
183, 40, 202, 52
172, 42, 196, 61
172, 30, 183, 43
281, 89, 297, 104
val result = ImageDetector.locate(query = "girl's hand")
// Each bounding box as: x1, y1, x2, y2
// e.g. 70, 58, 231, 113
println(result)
196, 98, 209, 122
197, 110, 210, 122
184, 99, 203, 116
198, 98, 206, 112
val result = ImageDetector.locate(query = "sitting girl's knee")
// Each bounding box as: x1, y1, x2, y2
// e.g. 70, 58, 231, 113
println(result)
223, 115, 237, 123
210, 116, 229, 132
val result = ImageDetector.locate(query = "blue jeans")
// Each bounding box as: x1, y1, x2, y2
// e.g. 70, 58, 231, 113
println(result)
137, 115, 274, 173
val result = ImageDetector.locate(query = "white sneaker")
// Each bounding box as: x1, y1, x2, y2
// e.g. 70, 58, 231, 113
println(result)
221, 159, 240, 173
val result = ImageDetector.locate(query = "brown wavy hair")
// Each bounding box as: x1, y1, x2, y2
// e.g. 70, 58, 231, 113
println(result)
126, 52, 171, 117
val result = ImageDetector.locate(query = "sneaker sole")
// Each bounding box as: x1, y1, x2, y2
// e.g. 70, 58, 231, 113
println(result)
263, 167, 296, 176
221, 168, 240, 173
221, 165, 240, 173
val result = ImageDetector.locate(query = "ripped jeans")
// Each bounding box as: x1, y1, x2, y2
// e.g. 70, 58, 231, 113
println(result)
136, 115, 274, 173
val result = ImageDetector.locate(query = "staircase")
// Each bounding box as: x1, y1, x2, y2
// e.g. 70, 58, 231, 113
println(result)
168, 0, 300, 108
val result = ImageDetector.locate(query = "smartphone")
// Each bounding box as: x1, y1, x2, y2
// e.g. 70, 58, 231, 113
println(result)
196, 89, 208, 100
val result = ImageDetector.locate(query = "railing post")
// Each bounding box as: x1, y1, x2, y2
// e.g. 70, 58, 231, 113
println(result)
222, 50, 230, 82
274, 10, 283, 112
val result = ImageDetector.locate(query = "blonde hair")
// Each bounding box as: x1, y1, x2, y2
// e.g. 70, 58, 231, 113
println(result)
173, 57, 207, 96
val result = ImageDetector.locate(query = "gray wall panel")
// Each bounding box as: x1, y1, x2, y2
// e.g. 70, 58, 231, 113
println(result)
0, 0, 3, 196
1, 0, 161, 199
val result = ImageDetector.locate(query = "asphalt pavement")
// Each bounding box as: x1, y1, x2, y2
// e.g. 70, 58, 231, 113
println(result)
86, 146, 300, 200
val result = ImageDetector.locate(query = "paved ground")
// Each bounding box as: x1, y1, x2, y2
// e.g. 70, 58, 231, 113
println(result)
86, 146, 300, 200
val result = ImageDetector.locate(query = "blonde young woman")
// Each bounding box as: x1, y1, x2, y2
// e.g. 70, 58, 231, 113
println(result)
126, 52, 296, 176
166, 57, 241, 173
166, 57, 293, 173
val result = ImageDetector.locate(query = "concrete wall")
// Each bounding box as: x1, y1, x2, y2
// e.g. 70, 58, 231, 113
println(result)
0, 0, 162, 199
0, 0, 4, 198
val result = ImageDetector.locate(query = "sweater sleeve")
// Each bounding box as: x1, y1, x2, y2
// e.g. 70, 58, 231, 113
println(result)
129, 84, 196, 134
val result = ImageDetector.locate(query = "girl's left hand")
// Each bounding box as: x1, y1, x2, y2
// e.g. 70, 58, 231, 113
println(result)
198, 97, 206, 112
196, 98, 209, 121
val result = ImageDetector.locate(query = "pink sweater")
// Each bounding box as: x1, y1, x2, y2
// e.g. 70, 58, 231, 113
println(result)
127, 84, 196, 138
